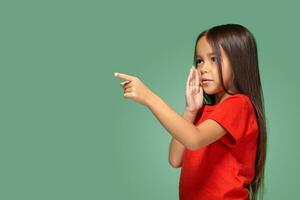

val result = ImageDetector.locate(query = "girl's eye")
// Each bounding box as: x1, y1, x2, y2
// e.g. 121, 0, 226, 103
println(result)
196, 57, 216, 65
196, 59, 203, 65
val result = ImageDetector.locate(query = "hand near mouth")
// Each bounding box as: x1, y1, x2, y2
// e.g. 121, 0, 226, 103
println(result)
185, 66, 204, 113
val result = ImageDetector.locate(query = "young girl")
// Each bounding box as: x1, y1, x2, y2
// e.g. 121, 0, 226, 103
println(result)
114, 24, 267, 200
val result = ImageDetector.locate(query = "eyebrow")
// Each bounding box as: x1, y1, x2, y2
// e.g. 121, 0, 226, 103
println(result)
196, 52, 215, 57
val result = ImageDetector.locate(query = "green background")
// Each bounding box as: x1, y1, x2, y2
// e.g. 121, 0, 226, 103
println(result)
1, 0, 299, 199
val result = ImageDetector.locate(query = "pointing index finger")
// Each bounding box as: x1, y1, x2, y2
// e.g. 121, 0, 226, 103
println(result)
114, 72, 135, 81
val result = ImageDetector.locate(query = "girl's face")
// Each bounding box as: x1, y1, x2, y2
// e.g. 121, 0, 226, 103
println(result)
195, 36, 238, 103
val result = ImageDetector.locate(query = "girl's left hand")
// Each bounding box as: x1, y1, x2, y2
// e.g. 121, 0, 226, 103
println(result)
114, 72, 155, 106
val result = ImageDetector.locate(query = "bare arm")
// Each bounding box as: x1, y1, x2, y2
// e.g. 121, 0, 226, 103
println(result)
145, 92, 204, 151
168, 109, 198, 168
114, 70, 228, 167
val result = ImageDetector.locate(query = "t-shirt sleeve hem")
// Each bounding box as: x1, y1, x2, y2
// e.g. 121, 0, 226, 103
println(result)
206, 116, 239, 148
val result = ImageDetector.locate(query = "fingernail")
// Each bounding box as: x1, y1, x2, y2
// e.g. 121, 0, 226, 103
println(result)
114, 72, 118, 76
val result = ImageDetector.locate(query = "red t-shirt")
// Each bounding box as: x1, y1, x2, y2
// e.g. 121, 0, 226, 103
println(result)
179, 93, 259, 200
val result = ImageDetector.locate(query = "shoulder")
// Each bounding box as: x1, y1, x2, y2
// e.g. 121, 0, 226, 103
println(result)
224, 93, 249, 101
213, 93, 255, 114
222, 93, 252, 107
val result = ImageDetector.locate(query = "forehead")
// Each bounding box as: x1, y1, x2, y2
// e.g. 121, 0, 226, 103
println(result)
196, 36, 226, 57
196, 36, 214, 56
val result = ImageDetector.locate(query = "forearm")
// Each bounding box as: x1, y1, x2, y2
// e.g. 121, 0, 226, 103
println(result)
172, 110, 198, 151
169, 109, 198, 167
146, 92, 200, 150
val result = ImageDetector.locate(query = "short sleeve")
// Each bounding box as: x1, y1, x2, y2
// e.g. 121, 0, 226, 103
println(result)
206, 95, 252, 148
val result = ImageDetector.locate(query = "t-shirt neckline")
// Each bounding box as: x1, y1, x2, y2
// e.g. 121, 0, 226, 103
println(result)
203, 93, 243, 111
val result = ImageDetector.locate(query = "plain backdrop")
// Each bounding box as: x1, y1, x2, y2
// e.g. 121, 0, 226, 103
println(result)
0, 0, 299, 199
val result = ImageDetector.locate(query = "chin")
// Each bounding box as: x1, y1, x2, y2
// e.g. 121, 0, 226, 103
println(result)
203, 88, 216, 95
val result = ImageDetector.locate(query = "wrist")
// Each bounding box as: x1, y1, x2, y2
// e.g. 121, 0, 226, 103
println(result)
184, 108, 199, 115
145, 91, 160, 108
183, 108, 198, 123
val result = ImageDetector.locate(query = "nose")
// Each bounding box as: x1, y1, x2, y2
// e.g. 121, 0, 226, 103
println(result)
199, 64, 208, 75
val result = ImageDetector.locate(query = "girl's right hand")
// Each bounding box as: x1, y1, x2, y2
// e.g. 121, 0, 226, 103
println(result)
185, 66, 204, 113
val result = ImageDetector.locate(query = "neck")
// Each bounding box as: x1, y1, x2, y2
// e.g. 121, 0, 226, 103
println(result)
215, 92, 228, 104
214, 90, 238, 104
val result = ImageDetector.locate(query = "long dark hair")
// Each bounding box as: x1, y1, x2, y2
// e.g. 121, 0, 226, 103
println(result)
193, 24, 267, 200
